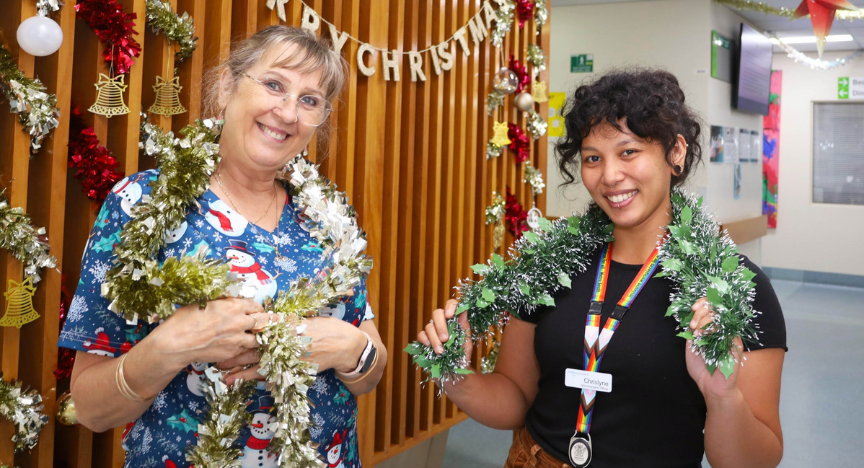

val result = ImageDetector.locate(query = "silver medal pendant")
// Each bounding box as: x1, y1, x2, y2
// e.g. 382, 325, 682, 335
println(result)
568, 432, 592, 467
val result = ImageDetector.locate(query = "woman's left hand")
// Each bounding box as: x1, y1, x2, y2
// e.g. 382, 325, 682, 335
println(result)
300, 316, 367, 373
684, 297, 743, 400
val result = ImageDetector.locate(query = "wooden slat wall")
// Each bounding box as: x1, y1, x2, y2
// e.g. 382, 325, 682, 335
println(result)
0, 0, 549, 466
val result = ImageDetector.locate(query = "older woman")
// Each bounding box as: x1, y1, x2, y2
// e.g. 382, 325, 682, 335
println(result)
59, 26, 386, 468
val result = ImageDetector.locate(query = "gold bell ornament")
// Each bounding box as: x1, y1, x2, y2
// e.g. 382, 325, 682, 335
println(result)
0, 277, 39, 328
149, 75, 186, 116
90, 73, 130, 117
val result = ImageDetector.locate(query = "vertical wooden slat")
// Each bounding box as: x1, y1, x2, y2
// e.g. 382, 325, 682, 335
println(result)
175, 0, 207, 126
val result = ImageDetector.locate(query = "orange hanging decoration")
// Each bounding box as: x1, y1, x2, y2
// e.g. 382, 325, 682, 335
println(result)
0, 277, 39, 328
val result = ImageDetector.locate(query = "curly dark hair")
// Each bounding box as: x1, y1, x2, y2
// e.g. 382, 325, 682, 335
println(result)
555, 68, 703, 188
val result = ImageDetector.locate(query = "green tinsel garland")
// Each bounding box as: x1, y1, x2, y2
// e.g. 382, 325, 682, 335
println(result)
145, 0, 198, 62
524, 161, 544, 196
527, 44, 546, 76
0, 190, 57, 284
406, 190, 758, 383
490, 0, 515, 47
526, 110, 546, 140
0, 373, 49, 453
534, 0, 548, 33
0, 44, 61, 154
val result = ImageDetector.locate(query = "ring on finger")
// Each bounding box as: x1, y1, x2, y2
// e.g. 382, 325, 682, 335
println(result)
249, 315, 259, 331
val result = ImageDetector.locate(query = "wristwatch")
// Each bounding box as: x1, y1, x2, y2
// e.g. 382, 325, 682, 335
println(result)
340, 331, 377, 380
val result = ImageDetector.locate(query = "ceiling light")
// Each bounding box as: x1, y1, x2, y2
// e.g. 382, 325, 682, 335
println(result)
769, 34, 854, 44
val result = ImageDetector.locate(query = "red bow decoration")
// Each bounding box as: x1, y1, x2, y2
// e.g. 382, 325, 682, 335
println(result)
792, 0, 858, 57
505, 186, 529, 237
516, 0, 534, 29
508, 123, 530, 163
68, 105, 125, 202
509, 55, 530, 93
75, 0, 142, 75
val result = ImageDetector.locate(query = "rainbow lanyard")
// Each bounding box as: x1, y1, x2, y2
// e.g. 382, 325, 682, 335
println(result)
575, 241, 663, 435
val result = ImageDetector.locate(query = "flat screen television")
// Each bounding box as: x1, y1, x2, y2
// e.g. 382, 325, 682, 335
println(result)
732, 23, 773, 115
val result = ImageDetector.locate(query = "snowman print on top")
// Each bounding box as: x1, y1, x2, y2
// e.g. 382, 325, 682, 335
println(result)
163, 221, 188, 245
112, 177, 143, 217
325, 430, 347, 468
226, 240, 278, 303
240, 395, 278, 468
205, 199, 248, 237
185, 362, 208, 397
83, 327, 118, 357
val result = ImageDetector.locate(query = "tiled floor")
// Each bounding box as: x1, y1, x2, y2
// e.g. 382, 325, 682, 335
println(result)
442, 280, 864, 467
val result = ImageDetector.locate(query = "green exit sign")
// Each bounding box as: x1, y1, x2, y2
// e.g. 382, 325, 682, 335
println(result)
571, 54, 594, 73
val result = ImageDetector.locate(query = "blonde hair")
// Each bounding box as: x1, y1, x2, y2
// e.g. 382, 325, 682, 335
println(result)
203, 26, 347, 120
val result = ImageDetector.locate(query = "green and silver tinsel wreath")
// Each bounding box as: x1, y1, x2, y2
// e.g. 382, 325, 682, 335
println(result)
0, 190, 57, 284
406, 190, 758, 384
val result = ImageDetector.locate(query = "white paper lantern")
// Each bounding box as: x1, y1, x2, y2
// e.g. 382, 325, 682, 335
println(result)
17, 16, 64, 57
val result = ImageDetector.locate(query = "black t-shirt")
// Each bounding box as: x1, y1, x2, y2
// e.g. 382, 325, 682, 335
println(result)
519, 247, 787, 468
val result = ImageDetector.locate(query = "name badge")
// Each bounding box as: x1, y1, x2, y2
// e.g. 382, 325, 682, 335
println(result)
565, 369, 612, 393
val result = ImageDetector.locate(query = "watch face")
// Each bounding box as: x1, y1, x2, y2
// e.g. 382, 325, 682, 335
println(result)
360, 345, 377, 374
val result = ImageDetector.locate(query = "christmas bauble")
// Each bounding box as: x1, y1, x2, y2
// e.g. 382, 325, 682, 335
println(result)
493, 68, 519, 95
17, 15, 64, 57
515, 92, 535, 112
56, 391, 78, 426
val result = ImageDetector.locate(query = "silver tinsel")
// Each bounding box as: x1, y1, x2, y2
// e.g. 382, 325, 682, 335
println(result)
487, 91, 504, 116
0, 374, 49, 453
0, 190, 57, 284
524, 161, 545, 196
527, 44, 546, 77
36, 0, 63, 16
534, 0, 548, 33
487, 141, 505, 160
491, 0, 515, 47
526, 110, 547, 140
2, 41, 60, 154
485, 192, 505, 225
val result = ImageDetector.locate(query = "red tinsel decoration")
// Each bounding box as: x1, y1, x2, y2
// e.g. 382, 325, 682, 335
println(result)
54, 284, 74, 380
68, 105, 125, 202
515, 0, 534, 29
505, 186, 529, 238
508, 123, 530, 163
75, 0, 142, 75
508, 55, 530, 93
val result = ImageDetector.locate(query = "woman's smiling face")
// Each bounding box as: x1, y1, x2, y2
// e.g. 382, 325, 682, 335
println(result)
580, 119, 683, 232
218, 44, 324, 171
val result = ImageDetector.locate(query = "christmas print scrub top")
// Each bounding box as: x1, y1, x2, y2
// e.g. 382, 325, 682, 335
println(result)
58, 170, 372, 468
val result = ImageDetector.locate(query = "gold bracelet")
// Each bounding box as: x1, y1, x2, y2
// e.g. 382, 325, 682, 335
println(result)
115, 353, 153, 402
337, 349, 380, 385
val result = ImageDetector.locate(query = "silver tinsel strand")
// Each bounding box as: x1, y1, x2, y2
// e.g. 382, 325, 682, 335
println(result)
407, 189, 758, 384
0, 45, 61, 154
36, 0, 63, 16
534, 0, 548, 33
526, 109, 547, 140
487, 141, 505, 160
491, 0, 515, 47
487, 91, 504, 116
0, 190, 57, 284
527, 44, 546, 77
145, 0, 198, 62
484, 192, 505, 225
524, 161, 545, 196
0, 373, 49, 453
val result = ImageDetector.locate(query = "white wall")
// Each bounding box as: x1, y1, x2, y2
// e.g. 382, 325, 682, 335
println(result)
761, 52, 864, 276
546, 0, 765, 262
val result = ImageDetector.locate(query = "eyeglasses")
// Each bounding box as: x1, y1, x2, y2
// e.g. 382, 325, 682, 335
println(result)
243, 73, 332, 127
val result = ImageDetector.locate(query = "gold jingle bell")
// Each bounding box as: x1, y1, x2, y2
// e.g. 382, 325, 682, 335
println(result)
56, 391, 78, 426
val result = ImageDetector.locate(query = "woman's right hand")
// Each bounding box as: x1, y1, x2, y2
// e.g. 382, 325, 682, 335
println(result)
417, 299, 472, 362
150, 297, 271, 369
